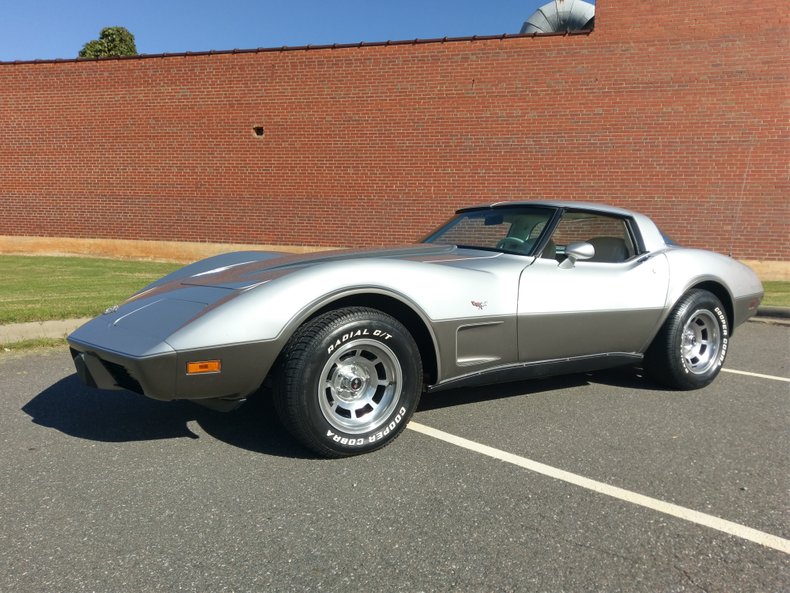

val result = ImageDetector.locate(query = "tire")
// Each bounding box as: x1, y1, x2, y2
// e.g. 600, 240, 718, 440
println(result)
644, 289, 729, 390
272, 307, 423, 457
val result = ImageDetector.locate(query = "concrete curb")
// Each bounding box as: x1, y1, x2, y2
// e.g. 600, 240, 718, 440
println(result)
755, 306, 790, 320
0, 318, 90, 345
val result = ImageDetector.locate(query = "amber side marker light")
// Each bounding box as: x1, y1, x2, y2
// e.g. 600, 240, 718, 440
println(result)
186, 360, 222, 375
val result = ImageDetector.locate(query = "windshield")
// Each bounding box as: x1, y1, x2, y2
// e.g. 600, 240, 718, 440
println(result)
423, 207, 557, 255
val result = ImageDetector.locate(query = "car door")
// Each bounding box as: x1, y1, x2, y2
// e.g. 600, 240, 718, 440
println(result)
517, 210, 670, 362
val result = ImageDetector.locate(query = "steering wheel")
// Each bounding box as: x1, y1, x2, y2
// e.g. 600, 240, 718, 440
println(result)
496, 237, 526, 252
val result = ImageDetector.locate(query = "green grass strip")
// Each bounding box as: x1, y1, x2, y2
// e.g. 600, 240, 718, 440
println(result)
762, 281, 790, 308
1, 337, 66, 352
0, 255, 179, 324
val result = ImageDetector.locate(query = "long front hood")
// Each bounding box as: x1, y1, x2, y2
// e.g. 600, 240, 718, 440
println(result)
69, 243, 503, 357
175, 244, 466, 289
69, 245, 471, 350
69, 285, 235, 357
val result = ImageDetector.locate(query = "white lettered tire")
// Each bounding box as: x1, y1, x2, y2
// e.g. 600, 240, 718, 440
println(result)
273, 307, 422, 457
644, 289, 729, 390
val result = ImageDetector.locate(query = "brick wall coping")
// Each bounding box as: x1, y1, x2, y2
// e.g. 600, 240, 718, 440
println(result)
0, 30, 591, 66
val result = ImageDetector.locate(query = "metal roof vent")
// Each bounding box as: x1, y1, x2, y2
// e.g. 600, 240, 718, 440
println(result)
520, 0, 595, 34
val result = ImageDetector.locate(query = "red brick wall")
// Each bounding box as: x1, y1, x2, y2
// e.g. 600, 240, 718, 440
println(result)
1, 0, 787, 260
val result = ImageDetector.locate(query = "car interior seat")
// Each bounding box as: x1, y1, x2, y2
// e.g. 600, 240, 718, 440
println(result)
587, 236, 628, 263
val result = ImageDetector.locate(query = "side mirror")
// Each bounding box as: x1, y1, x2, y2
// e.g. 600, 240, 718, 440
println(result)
558, 241, 595, 269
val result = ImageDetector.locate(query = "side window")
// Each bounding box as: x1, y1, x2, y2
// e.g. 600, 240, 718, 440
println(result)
550, 212, 635, 263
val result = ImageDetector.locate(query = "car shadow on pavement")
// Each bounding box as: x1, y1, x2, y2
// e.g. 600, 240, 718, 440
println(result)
22, 374, 313, 459
417, 366, 663, 412
25, 368, 663, 457
583, 366, 668, 391
417, 374, 590, 411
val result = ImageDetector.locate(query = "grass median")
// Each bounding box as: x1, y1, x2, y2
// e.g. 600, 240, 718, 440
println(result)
0, 255, 180, 325
0, 255, 788, 327
764, 281, 790, 307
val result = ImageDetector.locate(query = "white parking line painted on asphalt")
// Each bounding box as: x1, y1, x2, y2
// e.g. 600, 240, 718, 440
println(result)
407, 421, 790, 555
722, 368, 790, 383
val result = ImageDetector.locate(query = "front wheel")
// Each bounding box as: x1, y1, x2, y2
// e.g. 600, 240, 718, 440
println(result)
272, 307, 422, 457
644, 289, 729, 390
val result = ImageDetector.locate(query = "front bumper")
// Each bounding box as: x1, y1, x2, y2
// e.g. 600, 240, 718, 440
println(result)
67, 289, 285, 401
69, 342, 178, 399
68, 336, 283, 402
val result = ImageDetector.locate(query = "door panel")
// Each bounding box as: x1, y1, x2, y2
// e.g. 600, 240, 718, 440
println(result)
517, 255, 669, 361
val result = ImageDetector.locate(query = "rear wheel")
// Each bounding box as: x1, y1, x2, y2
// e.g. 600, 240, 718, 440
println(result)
272, 307, 422, 457
644, 290, 729, 390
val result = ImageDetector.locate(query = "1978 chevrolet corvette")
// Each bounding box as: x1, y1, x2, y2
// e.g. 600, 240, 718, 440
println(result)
68, 202, 764, 456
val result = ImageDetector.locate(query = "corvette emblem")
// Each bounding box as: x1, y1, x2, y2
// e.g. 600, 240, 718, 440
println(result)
471, 300, 488, 310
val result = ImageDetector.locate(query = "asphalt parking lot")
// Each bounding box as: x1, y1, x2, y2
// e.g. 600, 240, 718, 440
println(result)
1, 321, 787, 592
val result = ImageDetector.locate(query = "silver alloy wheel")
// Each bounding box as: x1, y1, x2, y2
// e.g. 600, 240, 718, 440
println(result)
680, 309, 721, 375
318, 339, 403, 434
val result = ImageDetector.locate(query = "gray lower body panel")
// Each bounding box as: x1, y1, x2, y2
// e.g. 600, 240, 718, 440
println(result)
68, 338, 282, 401
733, 292, 763, 329
428, 352, 643, 393
518, 308, 664, 362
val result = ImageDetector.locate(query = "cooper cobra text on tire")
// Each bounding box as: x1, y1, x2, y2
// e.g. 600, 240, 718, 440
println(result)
644, 289, 729, 390
272, 307, 423, 457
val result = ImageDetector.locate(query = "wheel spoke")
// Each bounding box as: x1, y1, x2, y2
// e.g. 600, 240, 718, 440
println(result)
681, 309, 720, 375
318, 338, 402, 434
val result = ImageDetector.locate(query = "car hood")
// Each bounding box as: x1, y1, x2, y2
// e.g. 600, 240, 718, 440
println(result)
173, 244, 475, 290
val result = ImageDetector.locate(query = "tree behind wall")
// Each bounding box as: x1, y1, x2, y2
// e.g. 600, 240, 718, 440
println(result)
78, 27, 137, 58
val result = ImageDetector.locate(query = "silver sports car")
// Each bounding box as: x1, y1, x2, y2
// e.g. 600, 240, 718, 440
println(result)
68, 201, 764, 457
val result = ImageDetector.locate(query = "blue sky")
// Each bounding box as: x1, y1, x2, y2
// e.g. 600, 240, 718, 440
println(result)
0, 0, 593, 62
